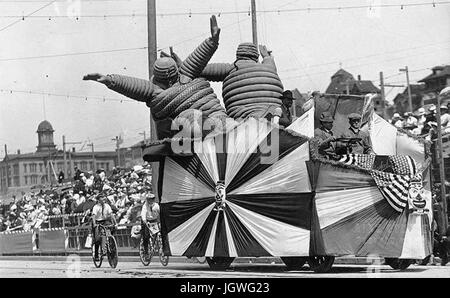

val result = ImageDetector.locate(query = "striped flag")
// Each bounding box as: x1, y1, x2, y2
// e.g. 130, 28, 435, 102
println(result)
370, 170, 411, 212
339, 154, 376, 170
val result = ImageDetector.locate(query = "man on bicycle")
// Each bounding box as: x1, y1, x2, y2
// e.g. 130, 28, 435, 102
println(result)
141, 193, 160, 257
91, 196, 117, 261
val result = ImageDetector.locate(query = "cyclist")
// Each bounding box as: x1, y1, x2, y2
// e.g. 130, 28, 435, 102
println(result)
141, 193, 160, 257
91, 196, 117, 262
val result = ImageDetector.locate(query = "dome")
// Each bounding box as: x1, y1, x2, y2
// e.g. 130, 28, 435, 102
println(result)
37, 120, 54, 132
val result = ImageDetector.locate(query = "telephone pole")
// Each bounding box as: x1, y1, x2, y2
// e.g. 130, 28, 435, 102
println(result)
147, 0, 157, 144
436, 92, 448, 235
148, 0, 159, 199
63, 136, 82, 178
251, 0, 258, 47
112, 136, 121, 167
4, 144, 9, 191
87, 142, 95, 172
399, 66, 413, 112
379, 71, 386, 119
139, 131, 147, 144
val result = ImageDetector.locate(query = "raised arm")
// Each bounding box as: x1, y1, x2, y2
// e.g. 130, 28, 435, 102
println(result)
83, 73, 154, 103
259, 45, 277, 72
179, 15, 221, 80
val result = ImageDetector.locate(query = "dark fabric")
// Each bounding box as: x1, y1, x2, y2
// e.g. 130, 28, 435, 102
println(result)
422, 215, 433, 257
309, 196, 327, 256
320, 199, 408, 257
227, 128, 308, 192
161, 197, 214, 233
171, 155, 216, 190
215, 132, 228, 181
213, 211, 229, 257
305, 161, 321, 192
158, 158, 165, 202
183, 210, 217, 256
227, 193, 313, 230
225, 207, 271, 257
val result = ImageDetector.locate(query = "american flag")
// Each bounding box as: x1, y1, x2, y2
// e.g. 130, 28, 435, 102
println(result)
370, 170, 411, 212
339, 154, 420, 213
370, 156, 420, 213
338, 154, 375, 170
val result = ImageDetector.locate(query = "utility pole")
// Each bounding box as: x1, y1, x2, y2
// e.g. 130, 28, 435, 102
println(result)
399, 66, 413, 112
112, 136, 121, 167
379, 71, 386, 119
148, 0, 159, 199
251, 0, 258, 47
436, 91, 448, 235
63, 138, 82, 179
139, 131, 146, 144
147, 0, 157, 144
87, 142, 95, 172
4, 144, 9, 191
62, 135, 67, 179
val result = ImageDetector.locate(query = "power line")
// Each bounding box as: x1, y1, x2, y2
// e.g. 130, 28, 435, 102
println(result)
279, 40, 450, 73
0, 0, 57, 33
0, 1, 448, 18
280, 46, 450, 80
0, 46, 147, 62
0, 88, 138, 103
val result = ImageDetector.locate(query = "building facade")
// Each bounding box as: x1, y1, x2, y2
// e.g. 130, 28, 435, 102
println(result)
325, 69, 386, 118
0, 120, 117, 198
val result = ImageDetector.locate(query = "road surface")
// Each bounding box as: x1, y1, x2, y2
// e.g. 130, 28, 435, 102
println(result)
0, 257, 449, 278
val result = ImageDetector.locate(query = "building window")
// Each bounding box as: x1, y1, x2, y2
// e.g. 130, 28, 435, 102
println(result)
25, 176, 28, 185
39, 163, 43, 173
81, 161, 87, 171
31, 176, 38, 184
14, 177, 19, 187
23, 164, 27, 173
13, 164, 19, 176
29, 163, 36, 173
89, 161, 94, 170
106, 163, 110, 171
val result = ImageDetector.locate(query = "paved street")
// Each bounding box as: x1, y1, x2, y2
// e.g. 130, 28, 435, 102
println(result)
0, 257, 449, 278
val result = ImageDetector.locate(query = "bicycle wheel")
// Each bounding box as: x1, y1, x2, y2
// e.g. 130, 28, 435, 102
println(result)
139, 236, 151, 266
92, 243, 103, 268
157, 234, 169, 266
107, 236, 119, 269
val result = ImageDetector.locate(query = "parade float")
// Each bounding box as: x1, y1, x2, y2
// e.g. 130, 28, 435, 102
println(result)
83, 16, 433, 272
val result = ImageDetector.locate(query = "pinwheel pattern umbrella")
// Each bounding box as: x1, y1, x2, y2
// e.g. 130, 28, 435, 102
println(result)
157, 118, 313, 258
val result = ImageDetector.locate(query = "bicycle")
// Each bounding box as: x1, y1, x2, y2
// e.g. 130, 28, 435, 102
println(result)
91, 223, 118, 269
139, 221, 169, 266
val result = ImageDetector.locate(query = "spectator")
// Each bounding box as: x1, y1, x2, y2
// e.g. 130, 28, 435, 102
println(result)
403, 112, 418, 131
58, 171, 65, 184
440, 105, 450, 133
391, 113, 404, 128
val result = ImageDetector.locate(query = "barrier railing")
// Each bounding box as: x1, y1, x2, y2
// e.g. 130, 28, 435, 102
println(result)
0, 222, 140, 255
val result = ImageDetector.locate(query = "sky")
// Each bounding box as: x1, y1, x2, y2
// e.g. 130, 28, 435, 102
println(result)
0, 0, 449, 157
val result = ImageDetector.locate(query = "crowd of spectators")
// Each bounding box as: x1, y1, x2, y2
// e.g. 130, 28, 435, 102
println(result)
389, 103, 450, 138
0, 163, 153, 233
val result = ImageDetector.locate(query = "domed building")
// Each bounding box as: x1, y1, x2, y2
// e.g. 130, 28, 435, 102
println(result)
36, 120, 57, 152
0, 120, 117, 197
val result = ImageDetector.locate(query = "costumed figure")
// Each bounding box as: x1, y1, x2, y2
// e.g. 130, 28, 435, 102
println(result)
83, 16, 227, 139
200, 42, 284, 120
